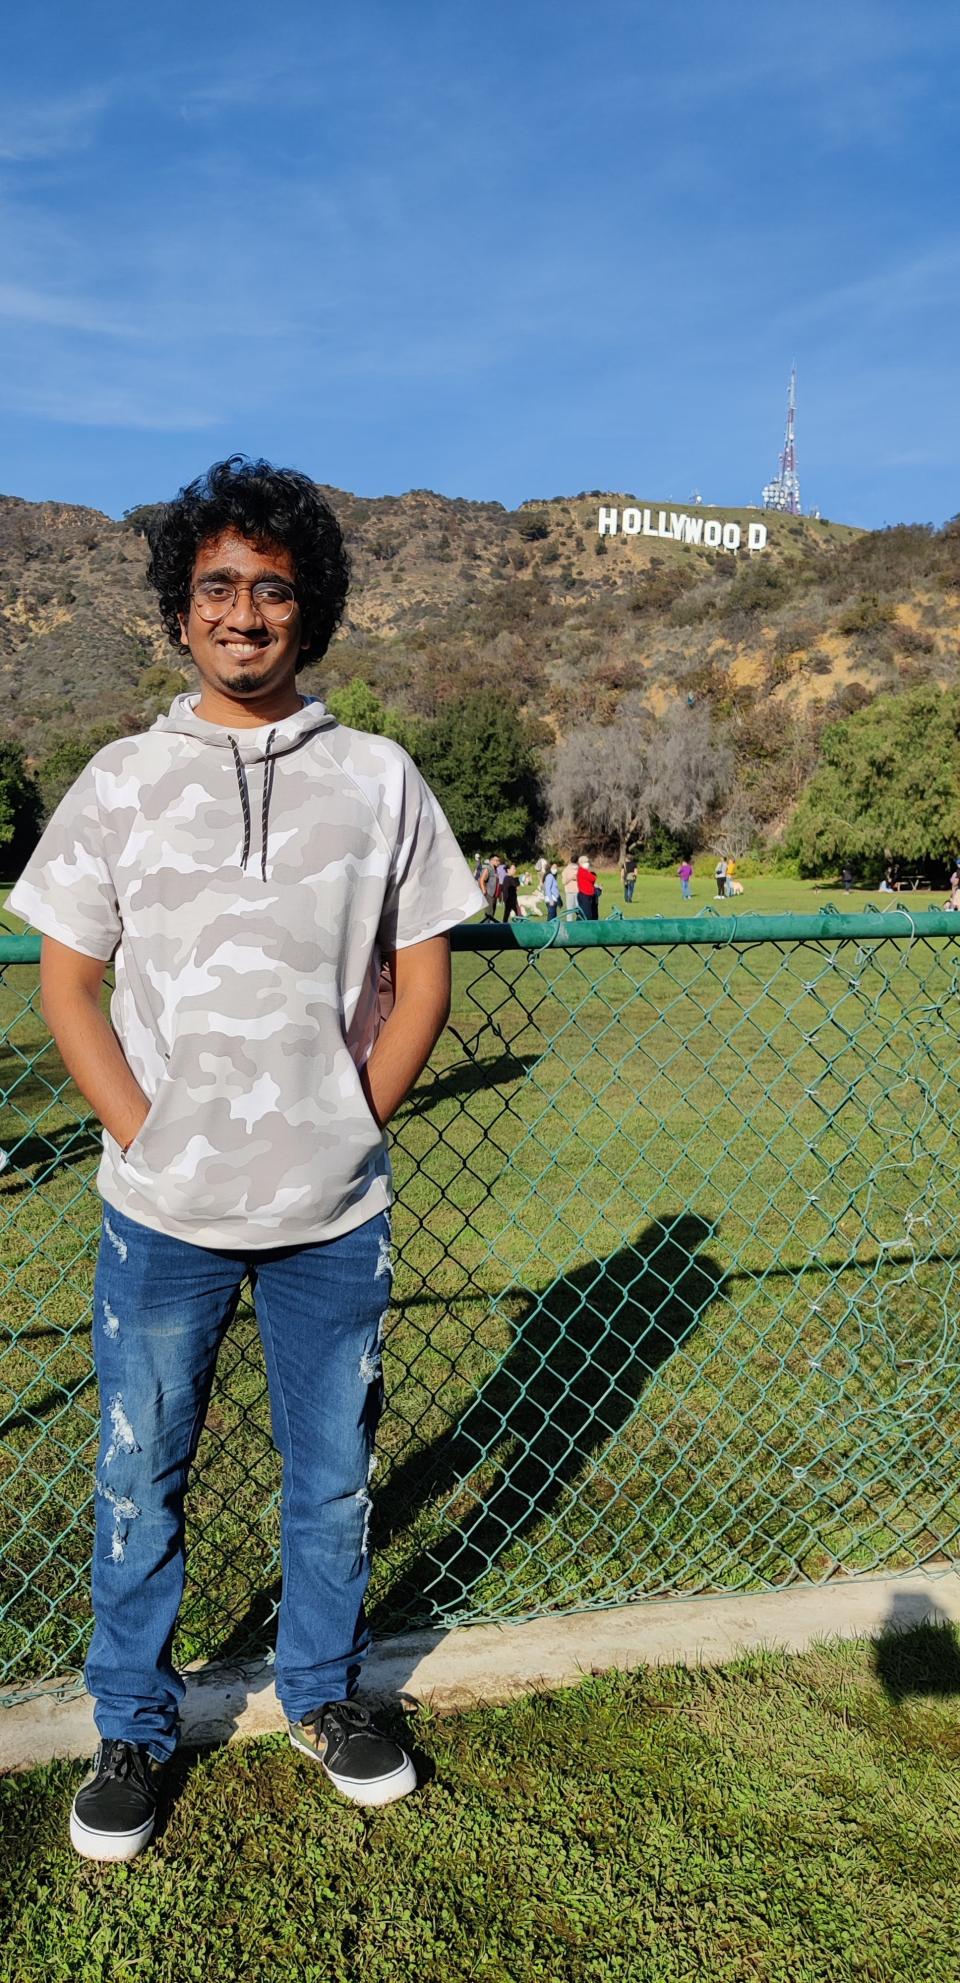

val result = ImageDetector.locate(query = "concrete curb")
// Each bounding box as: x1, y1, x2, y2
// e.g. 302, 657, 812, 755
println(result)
3, 1569, 959, 1771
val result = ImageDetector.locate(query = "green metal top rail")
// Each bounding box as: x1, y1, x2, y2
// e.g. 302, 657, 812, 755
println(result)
2, 904, 958, 965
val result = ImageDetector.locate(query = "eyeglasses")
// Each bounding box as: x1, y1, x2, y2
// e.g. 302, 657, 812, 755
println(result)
191, 578, 298, 624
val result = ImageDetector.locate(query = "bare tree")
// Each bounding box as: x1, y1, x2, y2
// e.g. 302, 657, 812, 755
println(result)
717, 795, 757, 860
547, 698, 734, 861
547, 709, 654, 862
644, 702, 734, 836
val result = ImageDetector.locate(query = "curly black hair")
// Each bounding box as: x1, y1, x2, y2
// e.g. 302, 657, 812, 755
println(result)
145, 455, 349, 668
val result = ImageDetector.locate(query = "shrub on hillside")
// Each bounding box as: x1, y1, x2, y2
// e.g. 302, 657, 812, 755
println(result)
836, 595, 896, 636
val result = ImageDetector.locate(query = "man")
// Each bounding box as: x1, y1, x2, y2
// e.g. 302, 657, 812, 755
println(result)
561, 856, 578, 917
8, 457, 482, 1861
620, 851, 637, 905
479, 855, 499, 920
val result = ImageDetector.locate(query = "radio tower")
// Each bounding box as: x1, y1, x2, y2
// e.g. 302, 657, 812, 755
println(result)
762, 364, 801, 514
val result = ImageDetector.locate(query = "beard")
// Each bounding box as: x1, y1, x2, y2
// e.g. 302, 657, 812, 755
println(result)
223, 666, 270, 695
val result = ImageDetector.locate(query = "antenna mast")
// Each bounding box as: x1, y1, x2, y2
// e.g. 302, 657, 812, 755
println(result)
762, 364, 801, 514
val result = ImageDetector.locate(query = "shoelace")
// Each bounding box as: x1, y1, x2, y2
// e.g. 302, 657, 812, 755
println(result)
306, 1702, 371, 1735
99, 1739, 150, 1788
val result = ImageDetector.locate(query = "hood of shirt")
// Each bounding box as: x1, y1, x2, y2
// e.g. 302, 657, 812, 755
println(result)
151, 690, 335, 761
150, 691, 338, 882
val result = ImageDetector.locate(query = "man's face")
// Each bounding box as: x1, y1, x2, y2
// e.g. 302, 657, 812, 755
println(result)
178, 531, 304, 702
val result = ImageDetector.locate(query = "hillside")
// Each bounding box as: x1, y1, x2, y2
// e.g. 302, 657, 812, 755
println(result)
1, 485, 957, 843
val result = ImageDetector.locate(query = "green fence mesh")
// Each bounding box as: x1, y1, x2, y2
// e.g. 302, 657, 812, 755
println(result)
2, 907, 959, 1704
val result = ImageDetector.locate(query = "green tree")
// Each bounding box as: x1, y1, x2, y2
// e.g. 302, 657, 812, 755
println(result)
325, 678, 422, 757
416, 693, 544, 856
786, 685, 960, 876
36, 725, 122, 822
0, 740, 44, 872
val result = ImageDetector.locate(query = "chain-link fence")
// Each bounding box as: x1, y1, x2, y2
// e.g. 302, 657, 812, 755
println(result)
2, 908, 960, 1704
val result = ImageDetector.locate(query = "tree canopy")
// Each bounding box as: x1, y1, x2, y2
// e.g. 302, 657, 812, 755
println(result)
415, 693, 544, 857
786, 685, 960, 875
0, 741, 43, 871
325, 678, 421, 757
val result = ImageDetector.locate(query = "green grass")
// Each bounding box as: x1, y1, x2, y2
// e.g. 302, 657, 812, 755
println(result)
2, 878, 960, 1690
2, 1631, 960, 1982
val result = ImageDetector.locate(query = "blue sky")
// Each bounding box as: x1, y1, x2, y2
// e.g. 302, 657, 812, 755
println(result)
1, 1, 957, 528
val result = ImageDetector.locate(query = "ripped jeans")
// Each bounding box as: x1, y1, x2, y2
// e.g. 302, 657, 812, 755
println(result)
87, 1201, 390, 1761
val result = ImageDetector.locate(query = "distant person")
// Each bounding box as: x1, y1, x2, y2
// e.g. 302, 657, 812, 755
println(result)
678, 859, 693, 900
561, 857, 579, 916
577, 855, 600, 921
479, 857, 499, 920
496, 857, 508, 895
535, 855, 548, 885
500, 864, 520, 922
620, 853, 637, 905
724, 856, 737, 898
714, 856, 727, 899
842, 866, 854, 892
543, 863, 561, 921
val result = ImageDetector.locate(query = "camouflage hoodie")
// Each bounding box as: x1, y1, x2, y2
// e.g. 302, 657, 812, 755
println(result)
9, 693, 482, 1249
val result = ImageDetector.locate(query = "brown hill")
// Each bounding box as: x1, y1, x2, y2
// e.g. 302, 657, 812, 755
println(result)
1, 486, 957, 839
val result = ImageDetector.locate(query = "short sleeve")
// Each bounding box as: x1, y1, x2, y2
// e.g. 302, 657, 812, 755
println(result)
6, 759, 121, 961
378, 755, 484, 952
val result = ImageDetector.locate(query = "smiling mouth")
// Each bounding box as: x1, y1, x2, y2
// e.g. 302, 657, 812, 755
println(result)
219, 640, 271, 660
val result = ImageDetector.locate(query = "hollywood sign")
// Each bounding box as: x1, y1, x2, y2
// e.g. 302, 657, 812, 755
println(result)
597, 506, 768, 552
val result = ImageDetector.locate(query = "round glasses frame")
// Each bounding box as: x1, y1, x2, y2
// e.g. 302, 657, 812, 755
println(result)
191, 579, 298, 624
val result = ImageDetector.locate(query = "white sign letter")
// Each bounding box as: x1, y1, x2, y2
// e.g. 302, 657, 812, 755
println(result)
682, 515, 704, 545
722, 522, 742, 551
621, 507, 641, 535
598, 507, 618, 536
747, 522, 768, 551
670, 512, 687, 539
704, 520, 722, 547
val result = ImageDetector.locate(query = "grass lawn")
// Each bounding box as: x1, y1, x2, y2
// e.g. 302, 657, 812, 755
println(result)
2, 876, 960, 1691
2, 1631, 960, 1983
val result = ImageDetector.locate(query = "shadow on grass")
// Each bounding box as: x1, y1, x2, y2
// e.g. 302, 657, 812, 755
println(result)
208, 1214, 725, 1672
873, 1597, 960, 1702
396, 1049, 543, 1111
0, 1122, 102, 1190
369, 1212, 725, 1629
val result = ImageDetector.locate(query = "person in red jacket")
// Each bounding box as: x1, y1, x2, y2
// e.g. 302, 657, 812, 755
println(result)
576, 855, 600, 921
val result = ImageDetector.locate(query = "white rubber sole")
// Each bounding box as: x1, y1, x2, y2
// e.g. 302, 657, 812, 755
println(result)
288, 1731, 417, 1806
69, 1806, 156, 1862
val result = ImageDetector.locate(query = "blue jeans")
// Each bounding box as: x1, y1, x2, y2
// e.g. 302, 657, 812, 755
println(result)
87, 1202, 391, 1760
681, 879, 692, 899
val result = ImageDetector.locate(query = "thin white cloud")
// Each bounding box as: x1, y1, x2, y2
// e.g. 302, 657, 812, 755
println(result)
0, 88, 109, 161
0, 282, 134, 337
7, 381, 219, 432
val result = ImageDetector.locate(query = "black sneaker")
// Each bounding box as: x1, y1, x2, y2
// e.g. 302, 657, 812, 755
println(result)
288, 1701, 417, 1806
69, 1739, 164, 1861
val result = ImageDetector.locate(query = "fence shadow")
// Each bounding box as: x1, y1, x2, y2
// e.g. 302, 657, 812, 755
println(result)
370, 1212, 725, 1630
